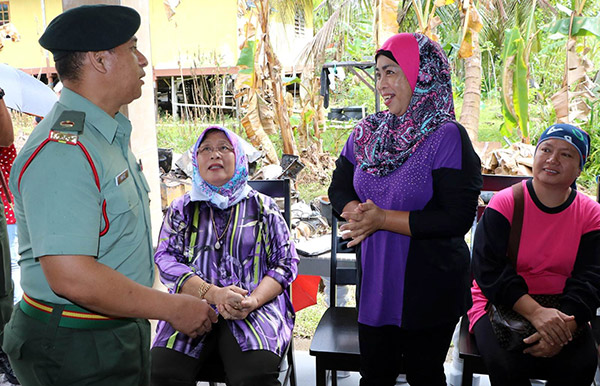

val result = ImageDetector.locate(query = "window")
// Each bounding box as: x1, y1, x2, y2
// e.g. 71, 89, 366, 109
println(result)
294, 7, 305, 37
0, 2, 9, 26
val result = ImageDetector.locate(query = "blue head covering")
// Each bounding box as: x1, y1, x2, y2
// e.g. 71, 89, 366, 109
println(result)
190, 126, 251, 209
536, 123, 590, 170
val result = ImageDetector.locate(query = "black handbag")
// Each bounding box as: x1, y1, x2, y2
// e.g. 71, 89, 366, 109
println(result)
486, 183, 562, 352
487, 294, 560, 352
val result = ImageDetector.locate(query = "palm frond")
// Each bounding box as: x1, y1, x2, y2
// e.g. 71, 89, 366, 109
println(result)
271, 0, 314, 24
294, 0, 355, 68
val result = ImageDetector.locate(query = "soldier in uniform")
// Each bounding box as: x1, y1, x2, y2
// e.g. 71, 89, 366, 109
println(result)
2, 5, 217, 386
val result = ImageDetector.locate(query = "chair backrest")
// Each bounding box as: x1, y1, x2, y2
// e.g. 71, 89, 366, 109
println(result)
330, 215, 358, 307
248, 179, 291, 226
231, 178, 296, 386
477, 174, 530, 221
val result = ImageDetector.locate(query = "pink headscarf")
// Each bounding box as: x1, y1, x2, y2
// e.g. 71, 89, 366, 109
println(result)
377, 33, 420, 92
353, 33, 455, 176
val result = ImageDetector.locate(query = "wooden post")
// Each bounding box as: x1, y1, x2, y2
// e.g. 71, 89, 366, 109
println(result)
171, 76, 178, 120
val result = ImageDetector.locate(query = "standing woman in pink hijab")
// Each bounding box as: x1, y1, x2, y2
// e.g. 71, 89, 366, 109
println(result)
328, 33, 482, 385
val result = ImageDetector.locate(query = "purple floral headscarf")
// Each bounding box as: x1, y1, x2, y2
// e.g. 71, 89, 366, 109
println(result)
354, 33, 455, 177
190, 126, 251, 209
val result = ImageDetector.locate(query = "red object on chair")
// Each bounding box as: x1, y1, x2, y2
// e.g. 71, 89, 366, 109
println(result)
291, 275, 321, 312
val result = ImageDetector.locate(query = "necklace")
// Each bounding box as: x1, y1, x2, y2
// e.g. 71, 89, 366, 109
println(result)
209, 206, 234, 250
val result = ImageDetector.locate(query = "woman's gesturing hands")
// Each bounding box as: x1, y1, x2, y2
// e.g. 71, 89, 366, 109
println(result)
340, 199, 386, 247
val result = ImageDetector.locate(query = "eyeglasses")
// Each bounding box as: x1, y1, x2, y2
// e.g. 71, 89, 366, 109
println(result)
198, 145, 234, 155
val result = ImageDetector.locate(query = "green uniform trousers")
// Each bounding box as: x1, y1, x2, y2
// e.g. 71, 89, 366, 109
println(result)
2, 306, 150, 386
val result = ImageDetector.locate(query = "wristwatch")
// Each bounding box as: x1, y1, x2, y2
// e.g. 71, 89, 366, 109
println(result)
0, 88, 5, 100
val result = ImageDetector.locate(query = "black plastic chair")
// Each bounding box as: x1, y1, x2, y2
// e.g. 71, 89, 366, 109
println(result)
199, 179, 297, 386
309, 215, 361, 386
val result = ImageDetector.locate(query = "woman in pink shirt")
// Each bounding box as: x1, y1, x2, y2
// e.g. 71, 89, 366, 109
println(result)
469, 123, 600, 385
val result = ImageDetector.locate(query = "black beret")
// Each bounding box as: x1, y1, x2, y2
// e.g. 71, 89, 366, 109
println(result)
39, 5, 140, 61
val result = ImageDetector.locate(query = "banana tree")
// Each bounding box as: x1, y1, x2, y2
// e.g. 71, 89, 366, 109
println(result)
498, 0, 539, 143
548, 1, 599, 124
374, 0, 400, 47
256, 0, 298, 156
293, 0, 370, 150
235, 8, 280, 164
401, 0, 482, 141
499, 27, 531, 142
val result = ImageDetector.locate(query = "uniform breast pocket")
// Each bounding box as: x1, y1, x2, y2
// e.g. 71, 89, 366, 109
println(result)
138, 171, 151, 194
102, 178, 141, 230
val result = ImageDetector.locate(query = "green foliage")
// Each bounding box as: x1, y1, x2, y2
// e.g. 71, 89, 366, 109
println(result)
321, 123, 354, 155
546, 16, 600, 39
298, 182, 330, 203
11, 112, 35, 136
579, 100, 600, 188
500, 28, 530, 140
156, 114, 240, 154
328, 76, 376, 114
156, 119, 201, 154
236, 40, 256, 74
455, 97, 505, 142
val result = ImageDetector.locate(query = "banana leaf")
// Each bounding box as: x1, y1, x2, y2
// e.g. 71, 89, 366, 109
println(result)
546, 16, 600, 39
500, 28, 529, 141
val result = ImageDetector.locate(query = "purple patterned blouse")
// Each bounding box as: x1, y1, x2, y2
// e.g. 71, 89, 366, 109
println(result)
152, 190, 299, 358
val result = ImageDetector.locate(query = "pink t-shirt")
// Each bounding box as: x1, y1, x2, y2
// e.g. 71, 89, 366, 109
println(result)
468, 180, 600, 331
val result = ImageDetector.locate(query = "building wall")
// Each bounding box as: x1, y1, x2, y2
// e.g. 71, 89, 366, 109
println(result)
149, 0, 238, 71
269, 9, 314, 69
0, 0, 61, 72
1, 0, 313, 75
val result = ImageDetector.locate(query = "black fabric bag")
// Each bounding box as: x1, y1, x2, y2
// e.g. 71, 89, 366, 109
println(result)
487, 294, 560, 352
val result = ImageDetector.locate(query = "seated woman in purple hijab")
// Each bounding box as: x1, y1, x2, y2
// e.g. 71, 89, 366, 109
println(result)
328, 33, 482, 386
151, 126, 299, 386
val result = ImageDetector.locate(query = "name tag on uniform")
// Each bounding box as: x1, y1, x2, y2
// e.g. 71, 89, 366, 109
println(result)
115, 169, 129, 186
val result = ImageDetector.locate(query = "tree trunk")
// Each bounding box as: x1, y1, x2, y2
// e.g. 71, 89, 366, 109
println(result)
459, 31, 482, 143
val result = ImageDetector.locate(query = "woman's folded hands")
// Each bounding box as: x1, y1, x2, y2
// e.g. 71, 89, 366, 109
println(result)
521, 305, 578, 357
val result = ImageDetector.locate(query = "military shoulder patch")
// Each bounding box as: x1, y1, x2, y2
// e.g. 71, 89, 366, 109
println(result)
49, 110, 86, 145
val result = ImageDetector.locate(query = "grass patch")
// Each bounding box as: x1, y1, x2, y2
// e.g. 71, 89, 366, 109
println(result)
12, 112, 35, 136
454, 97, 504, 143
297, 182, 329, 204
294, 291, 327, 339
294, 285, 357, 339
156, 115, 241, 154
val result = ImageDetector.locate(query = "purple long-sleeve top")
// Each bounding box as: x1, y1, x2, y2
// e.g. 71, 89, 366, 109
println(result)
329, 121, 482, 329
152, 190, 299, 358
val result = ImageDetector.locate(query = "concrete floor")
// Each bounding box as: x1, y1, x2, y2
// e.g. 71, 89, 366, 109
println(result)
289, 349, 493, 386
195, 349, 493, 386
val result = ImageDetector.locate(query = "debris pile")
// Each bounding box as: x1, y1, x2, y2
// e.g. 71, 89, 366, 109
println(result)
297, 143, 336, 186
476, 141, 535, 176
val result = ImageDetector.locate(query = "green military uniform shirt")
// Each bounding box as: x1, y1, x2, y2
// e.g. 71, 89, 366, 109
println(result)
9, 87, 154, 304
